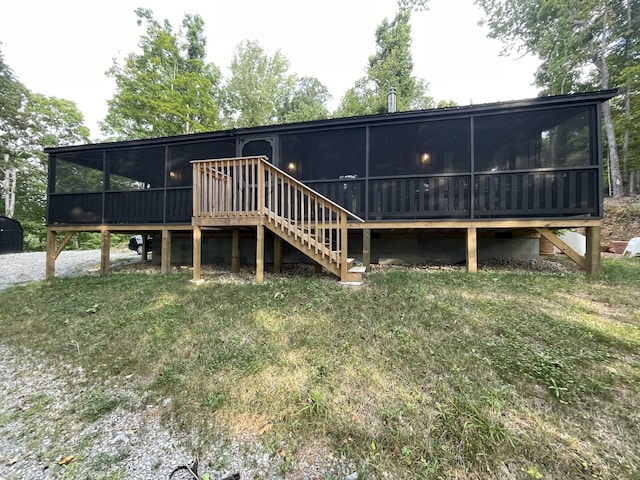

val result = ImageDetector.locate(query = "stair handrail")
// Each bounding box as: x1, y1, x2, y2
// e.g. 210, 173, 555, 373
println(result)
192, 156, 364, 281
192, 156, 365, 223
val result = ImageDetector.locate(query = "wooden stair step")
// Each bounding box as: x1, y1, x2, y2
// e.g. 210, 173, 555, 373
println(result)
345, 264, 367, 284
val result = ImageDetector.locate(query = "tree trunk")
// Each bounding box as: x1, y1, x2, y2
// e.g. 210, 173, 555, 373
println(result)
622, 85, 630, 185
621, 0, 632, 189
602, 101, 623, 197
598, 8, 623, 197
2, 156, 17, 218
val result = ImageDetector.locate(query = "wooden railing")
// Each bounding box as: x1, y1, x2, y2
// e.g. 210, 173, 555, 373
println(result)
192, 156, 364, 279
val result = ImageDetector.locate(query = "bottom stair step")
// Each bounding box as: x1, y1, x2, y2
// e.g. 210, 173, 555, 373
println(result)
345, 265, 367, 283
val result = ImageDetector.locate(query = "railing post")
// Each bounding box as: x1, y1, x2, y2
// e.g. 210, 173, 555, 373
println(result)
193, 162, 200, 217
258, 157, 265, 215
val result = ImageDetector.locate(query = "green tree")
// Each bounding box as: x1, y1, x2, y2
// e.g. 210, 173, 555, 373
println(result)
609, 0, 640, 191
101, 8, 222, 140
24, 94, 90, 151
17, 94, 90, 249
222, 40, 330, 128
398, 0, 431, 10
0, 45, 28, 159
336, 10, 433, 117
282, 76, 331, 124
1, 44, 90, 249
475, 0, 639, 197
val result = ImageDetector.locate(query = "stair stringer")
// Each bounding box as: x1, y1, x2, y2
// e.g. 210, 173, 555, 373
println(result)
264, 217, 342, 278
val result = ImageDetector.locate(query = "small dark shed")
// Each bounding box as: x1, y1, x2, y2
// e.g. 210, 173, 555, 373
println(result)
0, 216, 23, 254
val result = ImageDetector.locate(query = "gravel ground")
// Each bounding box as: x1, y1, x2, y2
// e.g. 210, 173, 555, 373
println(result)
0, 344, 330, 480
0, 251, 357, 480
0, 249, 141, 291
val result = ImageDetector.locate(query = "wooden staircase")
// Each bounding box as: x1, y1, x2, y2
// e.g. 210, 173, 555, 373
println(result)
191, 156, 366, 283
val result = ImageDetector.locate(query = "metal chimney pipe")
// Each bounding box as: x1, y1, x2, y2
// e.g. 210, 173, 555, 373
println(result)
388, 87, 397, 113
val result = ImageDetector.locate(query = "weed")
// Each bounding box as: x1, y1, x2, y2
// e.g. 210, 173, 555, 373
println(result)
201, 392, 225, 411
299, 389, 329, 419
527, 465, 543, 478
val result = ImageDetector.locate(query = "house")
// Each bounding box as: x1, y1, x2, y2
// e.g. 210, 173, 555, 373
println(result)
45, 89, 616, 282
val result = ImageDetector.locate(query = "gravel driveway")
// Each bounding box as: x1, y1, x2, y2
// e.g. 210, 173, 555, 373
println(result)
0, 249, 140, 291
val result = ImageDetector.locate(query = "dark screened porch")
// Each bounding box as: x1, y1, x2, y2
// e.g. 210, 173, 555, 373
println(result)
44, 90, 616, 280
47, 90, 613, 227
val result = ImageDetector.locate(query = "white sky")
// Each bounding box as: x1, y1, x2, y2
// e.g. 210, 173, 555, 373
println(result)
0, 0, 540, 140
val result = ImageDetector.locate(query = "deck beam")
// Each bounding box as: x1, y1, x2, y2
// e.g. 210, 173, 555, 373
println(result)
347, 219, 602, 230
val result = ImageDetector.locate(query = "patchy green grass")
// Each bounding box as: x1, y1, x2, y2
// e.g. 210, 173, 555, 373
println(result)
1, 257, 639, 479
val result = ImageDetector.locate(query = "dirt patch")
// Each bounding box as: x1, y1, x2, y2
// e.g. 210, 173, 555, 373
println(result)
601, 195, 640, 245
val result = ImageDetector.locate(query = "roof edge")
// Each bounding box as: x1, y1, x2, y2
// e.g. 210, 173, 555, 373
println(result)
45, 89, 619, 154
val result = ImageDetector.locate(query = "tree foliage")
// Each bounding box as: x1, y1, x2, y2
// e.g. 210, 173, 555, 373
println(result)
475, 0, 640, 196
609, 0, 640, 191
1, 44, 89, 248
222, 40, 295, 128
14, 94, 90, 249
336, 10, 433, 117
0, 46, 28, 159
282, 76, 331, 124
222, 40, 330, 128
397, 0, 431, 11
101, 8, 222, 140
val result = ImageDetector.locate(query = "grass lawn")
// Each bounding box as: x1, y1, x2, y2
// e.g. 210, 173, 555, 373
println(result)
0, 257, 638, 479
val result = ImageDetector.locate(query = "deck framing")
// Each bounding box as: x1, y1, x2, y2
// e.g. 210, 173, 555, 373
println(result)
45, 216, 602, 282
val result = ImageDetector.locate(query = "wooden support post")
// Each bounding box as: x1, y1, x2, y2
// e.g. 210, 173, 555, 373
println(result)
46, 229, 56, 280
466, 227, 478, 273
161, 229, 171, 274
273, 235, 282, 274
362, 228, 371, 272
231, 229, 240, 273
586, 226, 601, 276
256, 224, 264, 283
193, 226, 202, 282
100, 229, 111, 276
340, 214, 348, 282
142, 234, 149, 261
46, 230, 77, 279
